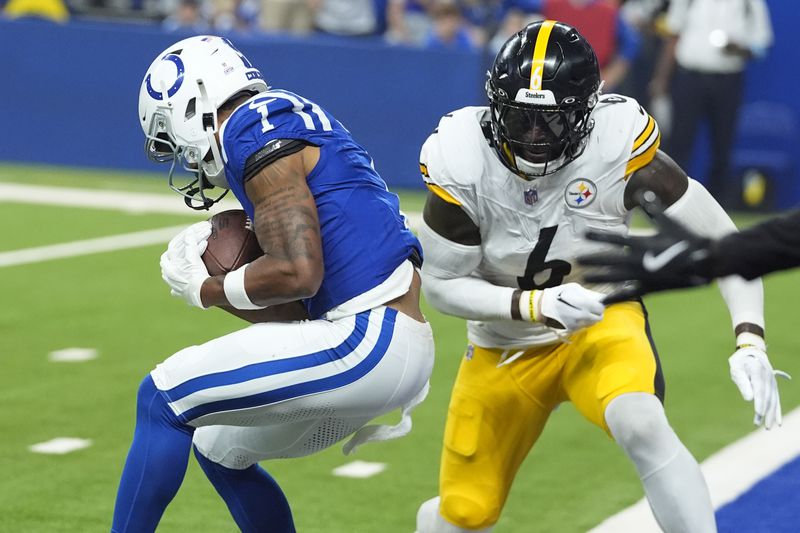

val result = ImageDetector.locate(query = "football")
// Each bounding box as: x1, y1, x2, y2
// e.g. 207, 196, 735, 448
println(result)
202, 209, 262, 276
202, 209, 310, 323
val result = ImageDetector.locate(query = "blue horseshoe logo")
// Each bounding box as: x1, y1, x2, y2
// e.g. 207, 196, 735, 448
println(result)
145, 53, 185, 101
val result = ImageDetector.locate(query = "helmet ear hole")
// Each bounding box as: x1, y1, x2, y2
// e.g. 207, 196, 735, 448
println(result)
185, 97, 196, 120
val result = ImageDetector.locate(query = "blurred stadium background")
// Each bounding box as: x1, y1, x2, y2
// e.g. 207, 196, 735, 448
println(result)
1, 1, 799, 532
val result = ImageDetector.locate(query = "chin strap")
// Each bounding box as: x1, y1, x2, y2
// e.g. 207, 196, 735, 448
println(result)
184, 183, 228, 210
196, 78, 229, 188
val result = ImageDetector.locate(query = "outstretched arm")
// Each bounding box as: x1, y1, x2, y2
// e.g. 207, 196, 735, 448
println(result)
623, 150, 765, 339
581, 152, 788, 428
713, 210, 800, 279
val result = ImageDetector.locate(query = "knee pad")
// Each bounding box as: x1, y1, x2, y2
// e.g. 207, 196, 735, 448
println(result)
605, 392, 681, 474
416, 496, 495, 533
193, 427, 259, 470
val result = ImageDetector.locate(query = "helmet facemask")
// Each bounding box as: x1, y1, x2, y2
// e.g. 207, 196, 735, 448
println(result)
486, 21, 603, 180
143, 98, 228, 210
488, 88, 598, 179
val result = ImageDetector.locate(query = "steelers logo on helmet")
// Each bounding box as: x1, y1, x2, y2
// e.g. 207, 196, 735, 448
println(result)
486, 20, 601, 179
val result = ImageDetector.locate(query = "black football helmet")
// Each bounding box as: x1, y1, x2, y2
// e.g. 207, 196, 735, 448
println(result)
486, 20, 601, 179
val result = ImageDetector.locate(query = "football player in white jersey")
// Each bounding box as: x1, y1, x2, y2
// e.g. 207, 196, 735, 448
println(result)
414, 21, 784, 533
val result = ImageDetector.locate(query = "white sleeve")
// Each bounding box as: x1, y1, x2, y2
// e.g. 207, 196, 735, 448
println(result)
747, 0, 773, 54
665, 0, 690, 35
664, 179, 765, 330
418, 220, 515, 321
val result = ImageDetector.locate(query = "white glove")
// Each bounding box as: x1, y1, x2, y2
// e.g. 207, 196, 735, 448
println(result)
729, 342, 790, 429
160, 221, 212, 309
534, 282, 606, 332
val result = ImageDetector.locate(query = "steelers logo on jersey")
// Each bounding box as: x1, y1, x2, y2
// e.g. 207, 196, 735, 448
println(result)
564, 178, 597, 208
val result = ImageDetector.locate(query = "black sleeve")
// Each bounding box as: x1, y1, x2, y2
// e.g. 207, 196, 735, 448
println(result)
713, 210, 800, 279
243, 139, 308, 182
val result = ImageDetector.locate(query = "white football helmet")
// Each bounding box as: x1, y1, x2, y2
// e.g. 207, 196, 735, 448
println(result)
138, 36, 268, 208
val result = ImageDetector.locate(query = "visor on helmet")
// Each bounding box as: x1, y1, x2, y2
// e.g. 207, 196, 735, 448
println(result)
490, 96, 595, 177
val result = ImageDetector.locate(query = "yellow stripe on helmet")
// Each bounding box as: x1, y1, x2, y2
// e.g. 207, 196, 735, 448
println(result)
530, 20, 557, 90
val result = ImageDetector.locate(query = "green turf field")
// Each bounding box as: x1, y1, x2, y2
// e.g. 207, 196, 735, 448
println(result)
2, 164, 798, 532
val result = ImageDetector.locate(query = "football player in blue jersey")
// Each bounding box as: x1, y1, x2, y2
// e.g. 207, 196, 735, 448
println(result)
111, 36, 434, 533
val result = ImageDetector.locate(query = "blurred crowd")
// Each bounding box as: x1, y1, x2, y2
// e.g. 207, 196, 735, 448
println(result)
0, 1, 659, 57
0, 0, 681, 99
2, 0, 775, 208
0, 0, 770, 111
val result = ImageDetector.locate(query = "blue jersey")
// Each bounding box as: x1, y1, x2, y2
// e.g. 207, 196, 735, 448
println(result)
220, 89, 422, 319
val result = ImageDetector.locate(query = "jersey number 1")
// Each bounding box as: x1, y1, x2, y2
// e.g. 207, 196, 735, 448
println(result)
517, 226, 572, 290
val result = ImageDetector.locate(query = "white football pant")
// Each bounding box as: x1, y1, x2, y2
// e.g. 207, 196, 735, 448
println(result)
149, 306, 434, 469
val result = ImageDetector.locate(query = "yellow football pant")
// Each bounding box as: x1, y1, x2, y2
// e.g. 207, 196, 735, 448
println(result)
438, 302, 663, 530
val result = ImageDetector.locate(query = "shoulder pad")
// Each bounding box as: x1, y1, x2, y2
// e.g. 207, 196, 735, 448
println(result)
590, 94, 661, 174
419, 107, 488, 207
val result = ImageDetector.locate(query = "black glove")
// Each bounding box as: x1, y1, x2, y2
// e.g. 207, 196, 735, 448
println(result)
577, 191, 717, 304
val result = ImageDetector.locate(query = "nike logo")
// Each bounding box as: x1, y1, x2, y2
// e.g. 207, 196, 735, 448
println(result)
642, 241, 690, 272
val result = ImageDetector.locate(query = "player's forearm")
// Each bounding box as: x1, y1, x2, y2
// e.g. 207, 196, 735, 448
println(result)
201, 257, 321, 308
418, 217, 528, 321
421, 271, 517, 321
717, 275, 765, 339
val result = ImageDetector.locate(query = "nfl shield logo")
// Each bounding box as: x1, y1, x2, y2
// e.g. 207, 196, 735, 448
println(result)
524, 188, 539, 205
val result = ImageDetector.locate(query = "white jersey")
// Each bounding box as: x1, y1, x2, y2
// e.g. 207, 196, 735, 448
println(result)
420, 95, 661, 348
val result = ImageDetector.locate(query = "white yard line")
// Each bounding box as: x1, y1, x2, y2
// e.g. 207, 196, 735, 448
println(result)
0, 182, 424, 228
0, 182, 239, 215
29, 437, 93, 455
589, 406, 800, 532
48, 347, 99, 362
0, 183, 424, 267
0, 225, 188, 267
0, 183, 422, 266
331, 460, 387, 479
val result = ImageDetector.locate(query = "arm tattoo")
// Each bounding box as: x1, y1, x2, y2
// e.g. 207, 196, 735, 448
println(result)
242, 148, 324, 301
251, 179, 320, 263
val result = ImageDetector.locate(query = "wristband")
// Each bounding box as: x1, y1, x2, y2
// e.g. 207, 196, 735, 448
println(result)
735, 332, 766, 351
518, 290, 539, 322
223, 264, 267, 310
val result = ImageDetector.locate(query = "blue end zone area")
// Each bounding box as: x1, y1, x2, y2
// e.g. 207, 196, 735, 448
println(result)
716, 454, 800, 532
